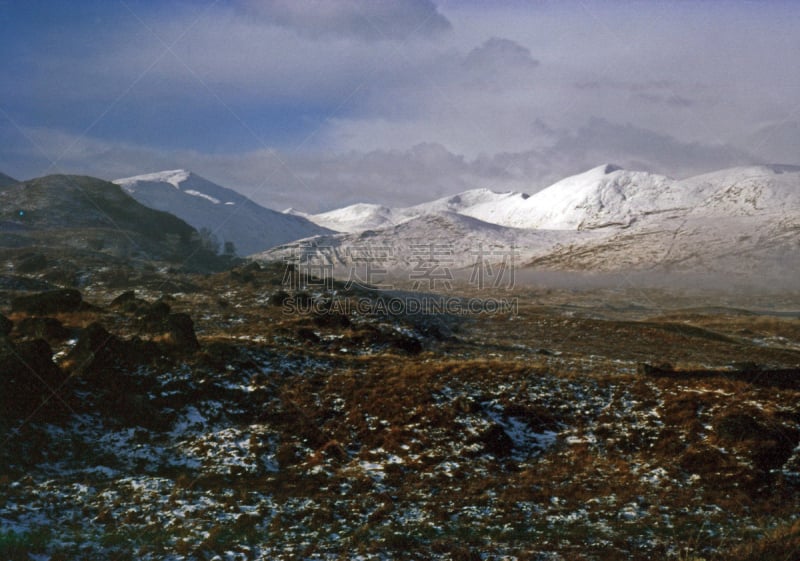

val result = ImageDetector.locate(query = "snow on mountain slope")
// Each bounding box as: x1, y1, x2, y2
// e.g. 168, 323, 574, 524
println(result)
459, 164, 683, 230
299, 165, 682, 234
406, 188, 528, 216
529, 210, 800, 280
680, 164, 800, 217
257, 211, 603, 273
302, 189, 531, 233
466, 164, 800, 231
261, 164, 800, 279
305, 203, 403, 233
114, 170, 332, 255
526, 165, 800, 276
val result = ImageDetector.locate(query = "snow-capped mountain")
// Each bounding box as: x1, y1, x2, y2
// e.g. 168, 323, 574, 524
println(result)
296, 188, 531, 233
114, 170, 332, 255
529, 165, 800, 275
261, 164, 800, 279
299, 203, 402, 233
260, 210, 602, 277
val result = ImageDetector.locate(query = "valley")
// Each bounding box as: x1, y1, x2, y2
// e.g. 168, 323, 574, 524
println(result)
1, 166, 799, 560
1, 260, 799, 560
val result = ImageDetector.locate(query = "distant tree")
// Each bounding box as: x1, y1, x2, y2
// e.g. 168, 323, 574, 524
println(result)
194, 227, 220, 254
164, 233, 183, 259
223, 240, 237, 257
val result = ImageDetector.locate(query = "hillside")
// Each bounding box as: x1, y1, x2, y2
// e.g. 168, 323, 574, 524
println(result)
115, 170, 332, 255
0, 171, 17, 188
0, 174, 229, 275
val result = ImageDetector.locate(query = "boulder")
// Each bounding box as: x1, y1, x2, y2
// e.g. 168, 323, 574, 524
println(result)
163, 313, 200, 351
15, 253, 48, 273
479, 423, 515, 458
11, 289, 86, 315
65, 322, 155, 378
0, 337, 66, 419
0, 313, 11, 336
15, 317, 70, 343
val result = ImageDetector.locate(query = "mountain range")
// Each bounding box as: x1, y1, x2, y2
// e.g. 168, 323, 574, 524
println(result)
3, 164, 799, 283
262, 164, 800, 282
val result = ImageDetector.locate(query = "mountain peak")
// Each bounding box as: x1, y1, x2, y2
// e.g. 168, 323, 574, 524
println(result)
585, 163, 623, 176
115, 169, 193, 190
112, 170, 331, 255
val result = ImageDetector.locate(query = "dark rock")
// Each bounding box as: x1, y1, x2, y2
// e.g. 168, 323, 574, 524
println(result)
137, 300, 171, 325
16, 253, 48, 273
163, 313, 200, 351
110, 290, 137, 309
716, 411, 799, 472
392, 333, 423, 355
65, 322, 156, 378
297, 327, 320, 343
11, 289, 85, 315
716, 412, 769, 441
504, 404, 559, 432
293, 292, 313, 308
637, 362, 674, 376
0, 337, 67, 419
65, 322, 117, 376
679, 444, 733, 474
199, 341, 242, 371
750, 439, 798, 472
348, 324, 423, 354
230, 262, 262, 283
16, 317, 70, 343
312, 306, 350, 328
479, 423, 515, 457
133, 300, 198, 351
0, 313, 11, 336
268, 290, 290, 307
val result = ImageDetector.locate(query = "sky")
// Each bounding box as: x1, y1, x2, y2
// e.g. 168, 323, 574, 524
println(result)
1, 0, 799, 212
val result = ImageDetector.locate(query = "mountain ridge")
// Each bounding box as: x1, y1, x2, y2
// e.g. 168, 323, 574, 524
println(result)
259, 164, 800, 279
0, 174, 227, 270
114, 170, 332, 255
0, 171, 18, 188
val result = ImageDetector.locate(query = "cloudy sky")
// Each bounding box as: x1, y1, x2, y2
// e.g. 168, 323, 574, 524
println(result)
1, 1, 799, 211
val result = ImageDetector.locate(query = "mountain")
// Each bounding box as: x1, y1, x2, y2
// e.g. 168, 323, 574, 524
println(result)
297, 165, 677, 233
114, 170, 332, 255
260, 211, 602, 282
298, 188, 530, 233
0, 171, 18, 188
300, 203, 401, 233
468, 164, 680, 230
529, 165, 800, 276
259, 164, 800, 281
0, 174, 225, 271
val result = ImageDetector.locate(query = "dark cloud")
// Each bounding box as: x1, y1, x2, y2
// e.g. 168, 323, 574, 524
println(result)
748, 120, 800, 165
547, 118, 756, 178
1, 118, 763, 214
237, 0, 451, 41
461, 37, 539, 88
575, 79, 699, 108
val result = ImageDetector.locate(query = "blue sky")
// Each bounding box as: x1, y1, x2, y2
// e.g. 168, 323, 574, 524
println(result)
1, 0, 799, 211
